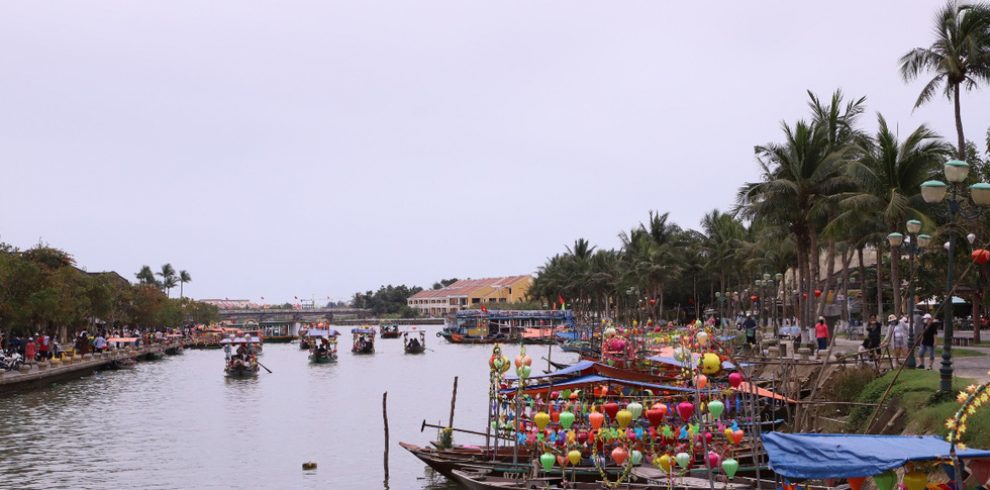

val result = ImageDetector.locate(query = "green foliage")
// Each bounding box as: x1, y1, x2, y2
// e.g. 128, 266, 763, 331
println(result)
830, 366, 876, 405
432, 278, 458, 290
846, 370, 977, 433
351, 285, 423, 317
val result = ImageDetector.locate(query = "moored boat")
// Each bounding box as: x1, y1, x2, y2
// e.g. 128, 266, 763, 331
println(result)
403, 330, 426, 354
439, 309, 575, 344
351, 327, 376, 354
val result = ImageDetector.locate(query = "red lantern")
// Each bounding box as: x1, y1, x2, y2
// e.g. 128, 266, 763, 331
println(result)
972, 249, 990, 265
603, 401, 620, 420
814, 289, 822, 298
750, 295, 758, 302
802, 293, 808, 299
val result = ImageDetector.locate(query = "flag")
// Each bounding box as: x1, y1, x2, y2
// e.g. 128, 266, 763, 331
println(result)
558, 294, 566, 310
481, 303, 488, 313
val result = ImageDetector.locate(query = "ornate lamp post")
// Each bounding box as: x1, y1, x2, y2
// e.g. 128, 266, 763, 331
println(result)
887, 221, 931, 369
920, 159, 990, 393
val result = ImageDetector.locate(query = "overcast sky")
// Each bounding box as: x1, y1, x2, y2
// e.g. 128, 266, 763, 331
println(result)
2, 1, 988, 303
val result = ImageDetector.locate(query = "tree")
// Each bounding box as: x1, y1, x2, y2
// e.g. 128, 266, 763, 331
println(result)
178, 270, 191, 298
432, 278, 459, 290
900, 1, 990, 160
136, 265, 159, 287
157, 263, 177, 297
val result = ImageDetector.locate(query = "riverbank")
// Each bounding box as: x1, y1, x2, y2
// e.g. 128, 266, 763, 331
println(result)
0, 341, 180, 394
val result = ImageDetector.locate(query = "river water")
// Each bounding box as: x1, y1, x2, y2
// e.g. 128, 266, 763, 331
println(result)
0, 325, 578, 490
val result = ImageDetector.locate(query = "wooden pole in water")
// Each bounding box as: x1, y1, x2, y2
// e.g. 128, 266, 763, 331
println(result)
383, 391, 390, 482
448, 376, 459, 429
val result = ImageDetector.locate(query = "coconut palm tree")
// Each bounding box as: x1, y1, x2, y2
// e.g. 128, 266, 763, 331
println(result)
157, 263, 178, 297
900, 1, 990, 159
179, 270, 192, 299
838, 115, 953, 315
135, 265, 159, 287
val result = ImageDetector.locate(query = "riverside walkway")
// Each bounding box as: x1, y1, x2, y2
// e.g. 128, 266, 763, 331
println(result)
0, 341, 183, 393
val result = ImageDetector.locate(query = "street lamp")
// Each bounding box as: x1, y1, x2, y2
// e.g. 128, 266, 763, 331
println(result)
920, 159, 990, 393
887, 220, 930, 369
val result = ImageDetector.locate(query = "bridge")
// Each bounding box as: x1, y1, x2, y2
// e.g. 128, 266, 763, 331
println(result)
217, 307, 371, 325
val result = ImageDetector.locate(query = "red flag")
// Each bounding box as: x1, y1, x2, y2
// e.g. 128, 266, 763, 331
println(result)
558, 294, 566, 310
481, 303, 488, 313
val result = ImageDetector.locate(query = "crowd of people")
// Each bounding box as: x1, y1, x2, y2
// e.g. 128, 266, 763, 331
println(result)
1, 327, 193, 366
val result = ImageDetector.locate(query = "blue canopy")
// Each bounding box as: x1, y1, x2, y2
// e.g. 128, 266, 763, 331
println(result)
307, 329, 339, 338
501, 373, 718, 395
351, 328, 374, 335
763, 433, 990, 479
555, 331, 580, 341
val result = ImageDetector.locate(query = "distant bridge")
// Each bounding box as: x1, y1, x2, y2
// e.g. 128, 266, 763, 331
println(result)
217, 307, 371, 324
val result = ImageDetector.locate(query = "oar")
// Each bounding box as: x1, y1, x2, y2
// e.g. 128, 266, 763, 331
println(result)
257, 361, 273, 373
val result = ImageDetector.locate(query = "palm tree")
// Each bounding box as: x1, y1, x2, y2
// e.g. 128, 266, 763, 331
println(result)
900, 1, 990, 159
838, 115, 952, 316
135, 265, 159, 287
157, 263, 178, 297
179, 270, 192, 299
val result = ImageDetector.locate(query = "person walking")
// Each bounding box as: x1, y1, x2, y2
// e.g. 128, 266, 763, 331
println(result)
743, 315, 757, 347
892, 315, 908, 362
815, 316, 829, 352
919, 313, 938, 370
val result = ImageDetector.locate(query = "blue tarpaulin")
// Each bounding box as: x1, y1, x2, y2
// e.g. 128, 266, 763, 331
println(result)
555, 331, 580, 341
504, 360, 595, 381
763, 433, 990, 479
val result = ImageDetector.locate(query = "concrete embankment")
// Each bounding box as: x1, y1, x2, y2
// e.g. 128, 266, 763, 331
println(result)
0, 342, 180, 394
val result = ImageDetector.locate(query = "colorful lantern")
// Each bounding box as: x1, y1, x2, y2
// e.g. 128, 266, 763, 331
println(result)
647, 407, 666, 427
846, 477, 865, 490
589, 411, 604, 430
973, 249, 990, 265
814, 289, 822, 298
630, 450, 643, 465
728, 372, 743, 388
540, 452, 555, 472
903, 468, 927, 490
675, 452, 691, 469
616, 409, 632, 429
567, 449, 581, 466
534, 412, 550, 430
872, 471, 896, 490
731, 429, 745, 445
677, 401, 695, 420
559, 411, 575, 430
626, 401, 643, 419
707, 451, 720, 468
694, 374, 708, 389
700, 353, 721, 375
656, 454, 672, 472
721, 458, 738, 478
603, 401, 620, 420
708, 400, 725, 419
611, 446, 628, 465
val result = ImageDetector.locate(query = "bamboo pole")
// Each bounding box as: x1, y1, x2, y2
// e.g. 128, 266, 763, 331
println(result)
448, 376, 459, 429
383, 392, 389, 482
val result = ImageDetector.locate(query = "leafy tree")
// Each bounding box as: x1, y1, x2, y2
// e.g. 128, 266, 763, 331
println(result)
157, 263, 178, 297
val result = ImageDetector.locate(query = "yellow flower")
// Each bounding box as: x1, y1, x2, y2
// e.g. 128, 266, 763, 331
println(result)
967, 405, 978, 415
958, 393, 970, 403
959, 424, 968, 434
945, 419, 957, 430
967, 384, 978, 393
958, 443, 967, 450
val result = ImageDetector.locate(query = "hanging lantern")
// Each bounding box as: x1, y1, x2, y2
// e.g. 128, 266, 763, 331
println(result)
559, 411, 575, 430
677, 401, 695, 420
700, 353, 721, 375
589, 411, 604, 430
728, 372, 743, 388
696, 331, 709, 346
814, 289, 822, 298
626, 401, 644, 419
616, 409, 633, 429
540, 452, 555, 472
847, 476, 865, 490
646, 406, 666, 427
872, 471, 896, 490
675, 452, 691, 469
694, 374, 709, 389
731, 429, 745, 445
611, 446, 628, 465
630, 450, 643, 465
708, 400, 725, 419
972, 249, 990, 265
656, 454, 672, 472
722, 458, 739, 478
603, 401, 620, 420
567, 449, 582, 466
534, 412, 550, 430
707, 451, 720, 468
903, 468, 927, 490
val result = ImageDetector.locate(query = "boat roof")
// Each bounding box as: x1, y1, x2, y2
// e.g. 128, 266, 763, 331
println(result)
107, 337, 138, 343
762, 433, 990, 479
351, 328, 375, 335
220, 336, 261, 344
307, 329, 340, 337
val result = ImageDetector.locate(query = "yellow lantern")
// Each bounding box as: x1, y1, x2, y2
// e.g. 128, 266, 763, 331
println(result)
903, 467, 927, 490
534, 411, 550, 430
700, 353, 721, 375
616, 409, 632, 429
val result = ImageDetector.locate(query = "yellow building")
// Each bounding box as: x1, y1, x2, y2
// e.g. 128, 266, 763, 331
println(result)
407, 275, 533, 317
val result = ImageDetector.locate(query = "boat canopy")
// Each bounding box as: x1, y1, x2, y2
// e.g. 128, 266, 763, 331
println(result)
351, 328, 375, 335
762, 433, 990, 479
501, 374, 713, 396
646, 354, 737, 370
107, 337, 138, 343
219, 336, 260, 344
505, 360, 596, 380
307, 329, 340, 338
555, 331, 580, 341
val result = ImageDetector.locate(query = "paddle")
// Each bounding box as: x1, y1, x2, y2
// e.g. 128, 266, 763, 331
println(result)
257, 361, 273, 373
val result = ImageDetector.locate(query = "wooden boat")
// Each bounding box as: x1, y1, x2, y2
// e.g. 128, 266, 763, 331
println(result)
403, 330, 426, 354
449, 468, 562, 489
351, 327, 376, 354
164, 334, 184, 355
221, 336, 261, 377
380, 322, 401, 339
307, 328, 339, 363
440, 309, 576, 344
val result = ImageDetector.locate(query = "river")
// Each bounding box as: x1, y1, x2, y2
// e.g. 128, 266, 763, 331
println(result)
0, 325, 579, 489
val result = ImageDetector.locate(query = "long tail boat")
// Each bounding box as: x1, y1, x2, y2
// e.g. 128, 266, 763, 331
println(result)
380, 321, 401, 339
404, 330, 427, 354
439, 309, 576, 344
222, 336, 261, 377
307, 329, 339, 364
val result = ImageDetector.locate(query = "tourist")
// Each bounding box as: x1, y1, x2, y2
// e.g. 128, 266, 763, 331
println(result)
39, 333, 49, 360
743, 315, 757, 346
919, 313, 938, 370
25, 337, 36, 363
891, 315, 908, 362
94, 334, 107, 352
814, 317, 828, 352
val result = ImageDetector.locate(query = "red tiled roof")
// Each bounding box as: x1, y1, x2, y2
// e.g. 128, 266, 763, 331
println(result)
409, 276, 530, 299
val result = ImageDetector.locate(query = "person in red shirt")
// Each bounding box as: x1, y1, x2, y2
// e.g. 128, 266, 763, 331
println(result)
24, 337, 37, 363
39, 334, 49, 360
815, 317, 829, 351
